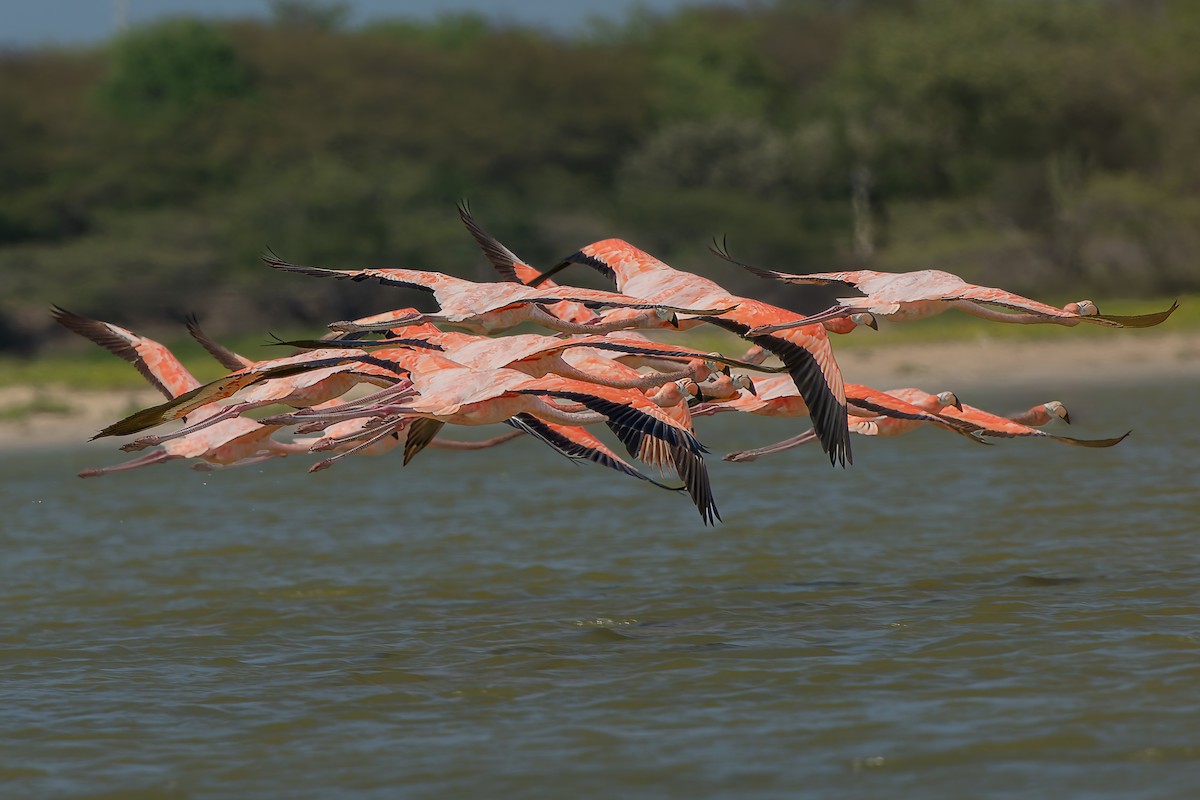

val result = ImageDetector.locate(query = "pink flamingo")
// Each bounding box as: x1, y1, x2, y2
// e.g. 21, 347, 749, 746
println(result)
709, 245, 1178, 334
743, 388, 1124, 454
939, 398, 1128, 447
689, 377, 981, 462
261, 253, 737, 336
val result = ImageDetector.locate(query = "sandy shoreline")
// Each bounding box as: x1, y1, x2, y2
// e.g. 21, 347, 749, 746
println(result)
3, 332, 1197, 451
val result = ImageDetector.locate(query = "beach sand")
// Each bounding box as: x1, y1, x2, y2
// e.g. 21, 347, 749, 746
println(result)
3, 331, 1197, 450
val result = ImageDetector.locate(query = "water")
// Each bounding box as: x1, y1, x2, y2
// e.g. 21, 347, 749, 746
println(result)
3, 379, 1200, 799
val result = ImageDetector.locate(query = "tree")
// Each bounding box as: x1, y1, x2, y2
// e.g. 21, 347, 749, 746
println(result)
96, 19, 254, 121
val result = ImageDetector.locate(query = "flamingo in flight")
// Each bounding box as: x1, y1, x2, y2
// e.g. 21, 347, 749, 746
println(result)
724, 389, 1126, 461
261, 253, 737, 336
938, 397, 1129, 447
708, 243, 1179, 335
690, 376, 983, 462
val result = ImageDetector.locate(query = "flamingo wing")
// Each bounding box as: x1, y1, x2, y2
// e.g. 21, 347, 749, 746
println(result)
92, 353, 401, 439
185, 315, 254, 371
262, 253, 439, 294
846, 385, 983, 440
402, 418, 446, 465
457, 206, 604, 322
52, 306, 199, 399
707, 239, 865, 288
529, 248, 616, 286
573, 337, 789, 373
456, 201, 525, 284
518, 389, 718, 525
700, 314, 851, 468
504, 414, 684, 492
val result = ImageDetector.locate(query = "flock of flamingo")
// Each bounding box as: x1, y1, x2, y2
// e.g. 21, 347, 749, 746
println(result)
58, 205, 1178, 523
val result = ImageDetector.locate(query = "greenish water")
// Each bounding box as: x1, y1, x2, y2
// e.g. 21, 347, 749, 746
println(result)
3, 378, 1199, 799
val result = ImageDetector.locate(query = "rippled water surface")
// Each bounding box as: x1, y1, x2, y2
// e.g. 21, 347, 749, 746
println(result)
4, 378, 1200, 799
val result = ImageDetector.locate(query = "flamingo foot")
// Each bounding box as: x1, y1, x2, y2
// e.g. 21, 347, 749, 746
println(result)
121, 436, 162, 452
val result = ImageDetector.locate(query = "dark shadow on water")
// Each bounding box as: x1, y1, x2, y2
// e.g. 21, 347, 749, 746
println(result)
1012, 575, 1087, 587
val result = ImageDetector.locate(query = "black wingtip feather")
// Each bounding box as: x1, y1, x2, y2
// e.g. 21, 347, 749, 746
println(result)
456, 202, 526, 284
700, 316, 851, 468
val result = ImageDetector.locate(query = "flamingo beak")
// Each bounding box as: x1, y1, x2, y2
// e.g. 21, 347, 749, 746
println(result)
744, 379, 758, 396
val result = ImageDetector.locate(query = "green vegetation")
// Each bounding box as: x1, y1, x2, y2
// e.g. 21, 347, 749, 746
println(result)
2, 0, 1197, 359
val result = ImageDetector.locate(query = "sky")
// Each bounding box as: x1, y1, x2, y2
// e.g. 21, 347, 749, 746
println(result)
1, 0, 714, 47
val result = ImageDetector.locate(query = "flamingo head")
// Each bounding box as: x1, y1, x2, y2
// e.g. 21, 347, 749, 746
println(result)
935, 390, 962, 410
654, 308, 681, 327
676, 378, 707, 406
850, 312, 879, 331
1064, 300, 1099, 316
649, 381, 687, 407
732, 374, 757, 396
700, 356, 727, 380
1044, 400, 1070, 424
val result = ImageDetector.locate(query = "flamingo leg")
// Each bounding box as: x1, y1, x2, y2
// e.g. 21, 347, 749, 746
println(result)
950, 300, 1080, 326
305, 419, 409, 451
120, 404, 250, 451
529, 306, 663, 335
747, 305, 866, 336
429, 429, 526, 450
551, 360, 701, 390
191, 452, 284, 472
723, 429, 820, 463
309, 422, 408, 472
328, 313, 429, 333
262, 403, 410, 427
78, 449, 181, 477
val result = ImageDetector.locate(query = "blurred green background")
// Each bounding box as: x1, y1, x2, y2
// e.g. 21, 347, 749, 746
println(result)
3, 0, 1198, 358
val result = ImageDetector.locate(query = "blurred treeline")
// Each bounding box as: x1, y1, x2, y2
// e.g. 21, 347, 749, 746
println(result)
3, 0, 1199, 354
